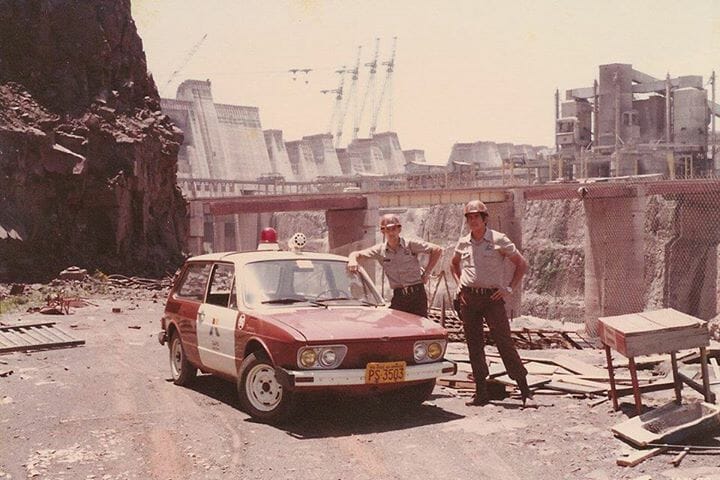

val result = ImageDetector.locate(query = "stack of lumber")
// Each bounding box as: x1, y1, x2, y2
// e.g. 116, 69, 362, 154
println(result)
439, 343, 720, 399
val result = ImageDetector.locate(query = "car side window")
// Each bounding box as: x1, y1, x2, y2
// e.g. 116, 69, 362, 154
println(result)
207, 263, 235, 308
175, 263, 212, 301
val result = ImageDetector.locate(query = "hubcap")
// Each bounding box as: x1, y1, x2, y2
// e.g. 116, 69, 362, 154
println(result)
171, 339, 182, 377
246, 363, 282, 412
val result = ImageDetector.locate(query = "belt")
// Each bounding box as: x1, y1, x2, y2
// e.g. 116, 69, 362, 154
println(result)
461, 286, 498, 295
394, 283, 425, 295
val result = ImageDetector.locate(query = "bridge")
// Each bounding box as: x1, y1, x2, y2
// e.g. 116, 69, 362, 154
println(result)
187, 177, 720, 334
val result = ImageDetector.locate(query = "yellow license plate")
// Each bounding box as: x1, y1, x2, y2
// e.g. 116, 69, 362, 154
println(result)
364, 361, 406, 384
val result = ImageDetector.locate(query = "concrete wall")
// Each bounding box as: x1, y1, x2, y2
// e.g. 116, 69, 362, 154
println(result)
162, 80, 274, 182
303, 133, 343, 177
583, 190, 647, 334
664, 194, 720, 320
373, 132, 406, 174
215, 104, 271, 180
263, 129, 295, 181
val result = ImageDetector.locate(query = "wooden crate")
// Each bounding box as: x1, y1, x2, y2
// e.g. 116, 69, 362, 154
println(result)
598, 308, 709, 357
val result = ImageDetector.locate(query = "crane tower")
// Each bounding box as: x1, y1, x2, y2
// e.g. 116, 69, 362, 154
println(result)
370, 36, 397, 136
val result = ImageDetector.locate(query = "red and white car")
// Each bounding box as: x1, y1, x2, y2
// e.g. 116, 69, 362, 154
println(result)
158, 231, 456, 423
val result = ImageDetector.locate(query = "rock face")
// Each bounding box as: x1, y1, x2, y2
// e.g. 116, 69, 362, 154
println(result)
0, 0, 187, 281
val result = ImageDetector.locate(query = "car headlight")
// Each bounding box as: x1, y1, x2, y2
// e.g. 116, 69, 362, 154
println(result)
299, 349, 317, 368
413, 340, 447, 363
297, 345, 347, 369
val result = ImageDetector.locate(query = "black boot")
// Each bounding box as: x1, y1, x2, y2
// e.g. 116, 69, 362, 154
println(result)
516, 376, 537, 409
466, 380, 490, 406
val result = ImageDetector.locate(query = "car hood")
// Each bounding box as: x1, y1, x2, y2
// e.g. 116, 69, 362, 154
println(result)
259, 307, 446, 342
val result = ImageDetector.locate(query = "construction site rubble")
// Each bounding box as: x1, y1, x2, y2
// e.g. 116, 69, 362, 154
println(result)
439, 340, 720, 467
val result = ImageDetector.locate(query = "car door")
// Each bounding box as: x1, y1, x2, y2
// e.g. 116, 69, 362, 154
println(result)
197, 262, 239, 377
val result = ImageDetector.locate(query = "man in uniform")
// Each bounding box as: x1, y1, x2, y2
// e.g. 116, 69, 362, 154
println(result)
451, 200, 535, 407
347, 214, 442, 317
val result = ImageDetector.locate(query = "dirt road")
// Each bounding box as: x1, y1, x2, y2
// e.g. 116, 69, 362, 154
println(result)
2, 292, 719, 479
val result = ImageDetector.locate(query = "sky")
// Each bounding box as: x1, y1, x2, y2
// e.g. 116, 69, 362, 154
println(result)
132, 0, 720, 164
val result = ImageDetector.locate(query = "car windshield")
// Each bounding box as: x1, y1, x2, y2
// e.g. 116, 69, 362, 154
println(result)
242, 259, 383, 308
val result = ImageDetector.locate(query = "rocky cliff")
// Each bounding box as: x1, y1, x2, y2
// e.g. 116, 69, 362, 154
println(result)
0, 0, 187, 281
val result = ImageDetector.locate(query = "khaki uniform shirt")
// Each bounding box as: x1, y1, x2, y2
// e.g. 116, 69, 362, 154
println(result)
355, 237, 436, 289
455, 229, 517, 289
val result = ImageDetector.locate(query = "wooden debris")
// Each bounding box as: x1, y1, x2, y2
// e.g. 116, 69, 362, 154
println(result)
611, 376, 676, 397
670, 447, 690, 467
709, 357, 720, 383
616, 446, 667, 467
550, 374, 608, 393
493, 374, 550, 389
612, 401, 720, 448
0, 322, 85, 353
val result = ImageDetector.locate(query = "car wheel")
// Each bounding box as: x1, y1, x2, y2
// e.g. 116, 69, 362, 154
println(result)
169, 332, 196, 386
237, 352, 294, 423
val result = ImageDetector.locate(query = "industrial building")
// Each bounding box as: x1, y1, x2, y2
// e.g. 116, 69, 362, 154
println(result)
555, 63, 719, 179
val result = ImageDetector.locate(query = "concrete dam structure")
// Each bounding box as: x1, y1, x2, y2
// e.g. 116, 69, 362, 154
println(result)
161, 79, 415, 186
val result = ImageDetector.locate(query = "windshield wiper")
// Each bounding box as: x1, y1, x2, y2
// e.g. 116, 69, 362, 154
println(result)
261, 297, 307, 304
313, 296, 352, 303
312, 297, 380, 307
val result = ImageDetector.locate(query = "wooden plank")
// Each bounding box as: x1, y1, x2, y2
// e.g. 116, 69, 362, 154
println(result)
616, 447, 667, 467
0, 324, 84, 354
0, 321, 58, 330
46, 325, 78, 342
639, 309, 703, 330
625, 330, 709, 357
551, 374, 609, 391
18, 326, 49, 345
543, 380, 605, 394
599, 309, 703, 337
599, 312, 655, 334
611, 377, 676, 397
524, 362, 559, 376
25, 325, 62, 343
710, 358, 720, 381
552, 354, 608, 377
0, 330, 22, 348
0, 329, 31, 347
493, 374, 550, 388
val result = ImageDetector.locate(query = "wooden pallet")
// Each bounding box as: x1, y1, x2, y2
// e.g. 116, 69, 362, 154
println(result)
0, 322, 85, 353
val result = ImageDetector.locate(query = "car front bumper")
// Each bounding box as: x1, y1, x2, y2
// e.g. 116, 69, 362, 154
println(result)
276, 360, 456, 389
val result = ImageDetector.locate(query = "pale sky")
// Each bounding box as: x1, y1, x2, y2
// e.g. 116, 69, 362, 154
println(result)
132, 0, 720, 164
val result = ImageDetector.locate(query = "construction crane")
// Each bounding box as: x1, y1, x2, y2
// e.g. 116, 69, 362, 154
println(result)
335, 46, 362, 147
355, 38, 380, 140
288, 68, 312, 83
163, 33, 208, 93
321, 67, 346, 141
370, 36, 397, 136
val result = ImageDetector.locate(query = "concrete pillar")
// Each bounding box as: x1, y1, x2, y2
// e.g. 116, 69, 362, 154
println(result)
212, 218, 225, 253
187, 201, 205, 256
664, 194, 720, 320
236, 213, 260, 251
584, 187, 646, 335
326, 193, 379, 278
488, 191, 524, 318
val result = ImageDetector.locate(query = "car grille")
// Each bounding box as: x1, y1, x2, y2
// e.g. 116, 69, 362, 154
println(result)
343, 340, 415, 367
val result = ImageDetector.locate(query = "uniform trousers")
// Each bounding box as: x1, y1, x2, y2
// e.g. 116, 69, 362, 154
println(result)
390, 284, 428, 317
459, 288, 527, 382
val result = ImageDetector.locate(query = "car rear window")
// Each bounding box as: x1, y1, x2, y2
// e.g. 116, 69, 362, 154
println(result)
175, 263, 212, 301
207, 263, 236, 308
